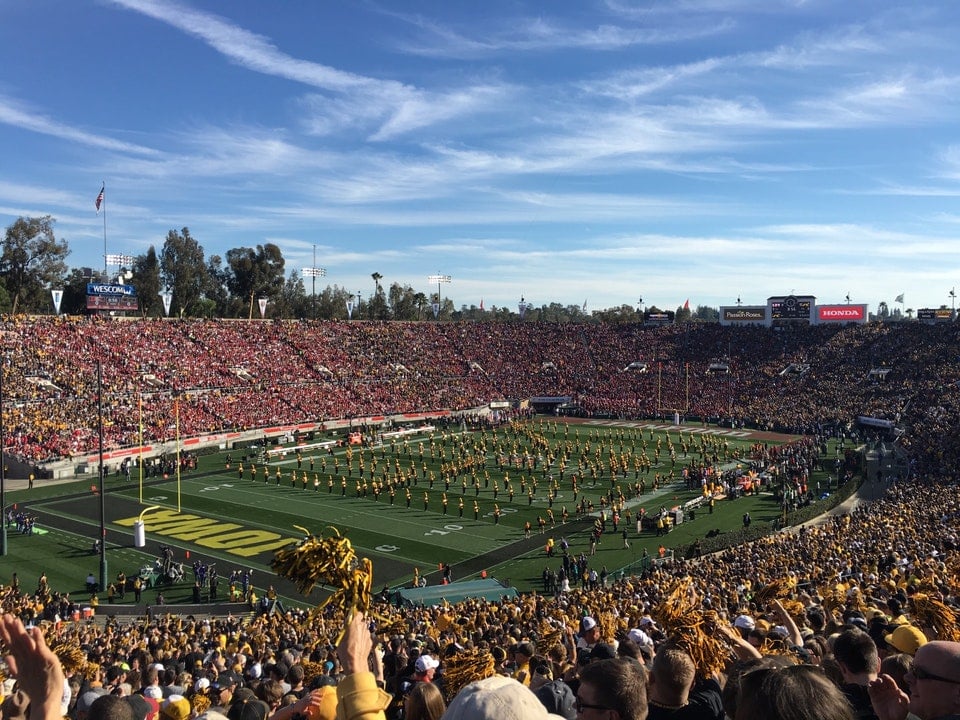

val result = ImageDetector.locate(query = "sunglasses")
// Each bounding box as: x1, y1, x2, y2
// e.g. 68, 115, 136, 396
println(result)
911, 665, 960, 685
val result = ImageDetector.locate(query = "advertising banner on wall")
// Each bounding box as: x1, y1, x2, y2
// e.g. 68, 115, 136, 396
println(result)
816, 304, 867, 323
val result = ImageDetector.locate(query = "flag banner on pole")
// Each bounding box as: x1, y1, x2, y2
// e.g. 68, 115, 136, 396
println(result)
895, 293, 904, 303
95, 185, 104, 213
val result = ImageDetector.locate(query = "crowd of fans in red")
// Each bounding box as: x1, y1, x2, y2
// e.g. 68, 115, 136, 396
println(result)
2, 318, 957, 480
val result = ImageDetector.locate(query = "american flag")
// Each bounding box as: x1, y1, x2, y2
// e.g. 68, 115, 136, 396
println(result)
95, 185, 104, 212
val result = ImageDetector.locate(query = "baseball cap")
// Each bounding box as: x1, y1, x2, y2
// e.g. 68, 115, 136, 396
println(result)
884, 625, 927, 656
639, 616, 658, 628
227, 699, 269, 720
415, 655, 439, 673
303, 685, 337, 720
589, 643, 617, 662
159, 695, 191, 720
734, 615, 756, 631
627, 629, 652, 647
232, 689, 256, 705
215, 672, 241, 689
534, 680, 576, 720
444, 676, 567, 720
126, 695, 154, 720
76, 689, 109, 714
579, 617, 598, 634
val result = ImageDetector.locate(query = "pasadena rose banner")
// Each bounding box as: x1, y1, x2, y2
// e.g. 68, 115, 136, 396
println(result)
818, 304, 866, 321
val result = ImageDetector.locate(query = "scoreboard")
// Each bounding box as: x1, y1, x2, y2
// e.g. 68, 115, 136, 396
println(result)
769, 295, 814, 321
87, 283, 138, 312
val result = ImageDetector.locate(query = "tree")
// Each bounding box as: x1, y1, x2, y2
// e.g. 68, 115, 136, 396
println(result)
160, 228, 208, 317
370, 272, 386, 320
316, 284, 357, 320
204, 254, 235, 317
59, 267, 97, 315
387, 282, 420, 320
692, 305, 719, 322
272, 270, 309, 319
593, 304, 643, 324
1, 216, 69, 314
131, 247, 163, 317
224, 244, 286, 319
413, 292, 428, 320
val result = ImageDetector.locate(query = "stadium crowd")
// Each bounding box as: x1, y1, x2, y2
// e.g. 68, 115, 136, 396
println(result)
1, 316, 959, 720
2, 317, 958, 466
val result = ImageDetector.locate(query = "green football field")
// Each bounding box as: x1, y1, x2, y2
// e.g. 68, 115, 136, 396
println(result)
2, 418, 839, 608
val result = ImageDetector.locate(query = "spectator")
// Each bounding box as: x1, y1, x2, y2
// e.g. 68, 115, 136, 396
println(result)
868, 641, 960, 720
736, 665, 855, 720
403, 682, 445, 720
577, 658, 648, 720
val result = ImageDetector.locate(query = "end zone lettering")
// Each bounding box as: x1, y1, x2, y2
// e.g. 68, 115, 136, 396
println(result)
116, 509, 295, 557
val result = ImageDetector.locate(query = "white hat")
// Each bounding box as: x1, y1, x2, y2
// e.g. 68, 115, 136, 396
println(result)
579, 616, 598, 634
639, 616, 657, 628
60, 677, 72, 716
442, 676, 566, 720
627, 629, 653, 647
415, 655, 439, 673
734, 614, 756, 631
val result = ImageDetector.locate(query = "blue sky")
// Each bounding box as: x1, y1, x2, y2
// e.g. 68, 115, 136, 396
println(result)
2, 0, 960, 313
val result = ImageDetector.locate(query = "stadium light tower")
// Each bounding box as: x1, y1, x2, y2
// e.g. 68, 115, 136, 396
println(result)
950, 287, 956, 319
518, 296, 531, 320
301, 246, 326, 320
105, 254, 134, 282
428, 273, 451, 320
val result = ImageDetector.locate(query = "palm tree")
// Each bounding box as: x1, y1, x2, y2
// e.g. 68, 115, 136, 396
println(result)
371, 272, 383, 296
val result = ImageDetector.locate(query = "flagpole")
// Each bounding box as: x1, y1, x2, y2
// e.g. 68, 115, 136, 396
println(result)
99, 182, 107, 278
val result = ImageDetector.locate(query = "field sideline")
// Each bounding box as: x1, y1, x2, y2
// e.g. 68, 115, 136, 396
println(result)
4, 417, 834, 608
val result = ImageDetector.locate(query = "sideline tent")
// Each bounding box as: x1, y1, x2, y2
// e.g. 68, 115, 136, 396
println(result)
395, 578, 517, 607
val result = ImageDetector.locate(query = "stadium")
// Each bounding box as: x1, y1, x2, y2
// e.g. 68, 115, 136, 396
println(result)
0, 306, 958, 719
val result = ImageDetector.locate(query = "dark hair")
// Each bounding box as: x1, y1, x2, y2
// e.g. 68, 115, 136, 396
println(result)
736, 665, 855, 720
879, 653, 913, 693
89, 695, 135, 720
616, 638, 641, 661
832, 629, 878, 675
723, 656, 796, 720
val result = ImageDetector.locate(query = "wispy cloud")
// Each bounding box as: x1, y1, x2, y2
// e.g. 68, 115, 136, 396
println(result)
0, 93, 160, 156
389, 11, 735, 59
108, 0, 509, 140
